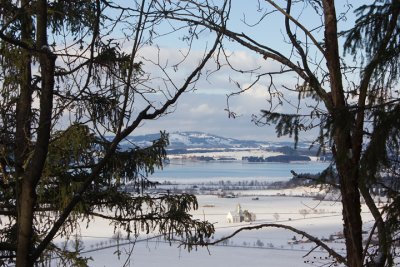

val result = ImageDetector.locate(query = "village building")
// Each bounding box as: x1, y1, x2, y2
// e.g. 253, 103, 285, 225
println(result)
226, 204, 256, 223
226, 203, 243, 223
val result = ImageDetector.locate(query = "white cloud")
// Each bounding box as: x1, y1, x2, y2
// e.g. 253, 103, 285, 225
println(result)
101, 40, 317, 142
189, 103, 216, 115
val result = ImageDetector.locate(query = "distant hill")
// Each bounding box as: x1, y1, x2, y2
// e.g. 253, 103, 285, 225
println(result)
119, 131, 267, 149
117, 131, 323, 155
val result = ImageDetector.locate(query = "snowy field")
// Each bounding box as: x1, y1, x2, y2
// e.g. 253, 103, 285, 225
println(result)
56, 188, 383, 267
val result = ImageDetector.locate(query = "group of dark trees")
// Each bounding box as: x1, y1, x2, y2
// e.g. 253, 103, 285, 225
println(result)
0, 0, 399, 267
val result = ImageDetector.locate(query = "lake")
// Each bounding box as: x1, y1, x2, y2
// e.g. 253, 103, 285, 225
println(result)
149, 160, 330, 184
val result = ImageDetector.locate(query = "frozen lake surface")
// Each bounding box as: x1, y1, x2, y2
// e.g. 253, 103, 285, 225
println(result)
150, 160, 329, 183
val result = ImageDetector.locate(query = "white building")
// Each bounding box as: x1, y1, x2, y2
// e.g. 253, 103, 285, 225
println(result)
226, 204, 244, 223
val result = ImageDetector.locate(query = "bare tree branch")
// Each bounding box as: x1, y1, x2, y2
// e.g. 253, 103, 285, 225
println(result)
202, 223, 346, 265
264, 0, 325, 55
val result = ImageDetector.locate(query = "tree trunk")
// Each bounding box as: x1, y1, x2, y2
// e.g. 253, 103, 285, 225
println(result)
16, 1, 55, 266
336, 151, 363, 267
16, 181, 36, 267
15, 1, 34, 266
322, 1, 363, 266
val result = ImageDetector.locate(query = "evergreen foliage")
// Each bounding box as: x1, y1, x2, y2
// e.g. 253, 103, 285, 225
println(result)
0, 1, 226, 266
171, 0, 399, 266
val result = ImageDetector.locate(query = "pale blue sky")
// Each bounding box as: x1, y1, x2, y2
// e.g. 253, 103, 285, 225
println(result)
130, 0, 359, 142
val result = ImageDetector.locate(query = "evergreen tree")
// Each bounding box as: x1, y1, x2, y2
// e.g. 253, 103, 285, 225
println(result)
168, 0, 399, 266
0, 1, 226, 266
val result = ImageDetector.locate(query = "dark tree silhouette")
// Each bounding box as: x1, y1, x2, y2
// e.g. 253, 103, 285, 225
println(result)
164, 0, 399, 266
0, 1, 228, 266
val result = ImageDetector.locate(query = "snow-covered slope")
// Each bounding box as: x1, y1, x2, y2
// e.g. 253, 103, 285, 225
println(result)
121, 131, 269, 149
112, 131, 326, 159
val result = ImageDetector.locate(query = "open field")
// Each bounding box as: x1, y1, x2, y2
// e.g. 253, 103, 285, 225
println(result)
59, 189, 385, 267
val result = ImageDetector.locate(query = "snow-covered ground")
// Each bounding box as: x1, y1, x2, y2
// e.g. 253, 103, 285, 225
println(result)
56, 189, 382, 267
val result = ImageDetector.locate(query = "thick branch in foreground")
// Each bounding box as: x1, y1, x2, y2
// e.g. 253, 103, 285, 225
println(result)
205, 223, 346, 265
